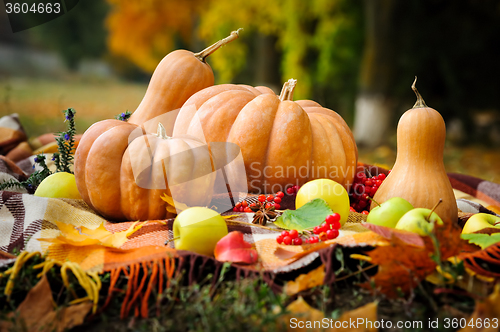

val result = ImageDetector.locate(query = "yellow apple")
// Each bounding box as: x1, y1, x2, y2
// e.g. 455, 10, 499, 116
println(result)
462, 213, 500, 234
34, 172, 82, 199
173, 207, 228, 256
295, 179, 350, 225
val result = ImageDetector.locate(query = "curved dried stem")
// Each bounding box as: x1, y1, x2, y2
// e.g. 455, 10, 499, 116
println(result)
194, 28, 242, 62
412, 76, 428, 109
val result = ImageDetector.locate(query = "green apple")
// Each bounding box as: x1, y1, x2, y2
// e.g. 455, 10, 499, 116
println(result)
462, 213, 500, 234
173, 207, 228, 256
34, 172, 82, 199
367, 197, 414, 228
295, 179, 350, 225
395, 208, 443, 236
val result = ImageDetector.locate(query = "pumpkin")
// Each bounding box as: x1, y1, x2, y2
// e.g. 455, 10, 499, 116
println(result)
74, 120, 215, 221
370, 78, 458, 223
173, 79, 358, 194
128, 29, 241, 134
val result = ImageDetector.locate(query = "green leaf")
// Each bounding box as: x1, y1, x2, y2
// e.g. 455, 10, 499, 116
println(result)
461, 233, 500, 249
274, 198, 333, 231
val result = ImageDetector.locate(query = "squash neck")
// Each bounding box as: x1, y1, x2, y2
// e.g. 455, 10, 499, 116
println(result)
194, 29, 242, 63
279, 79, 297, 101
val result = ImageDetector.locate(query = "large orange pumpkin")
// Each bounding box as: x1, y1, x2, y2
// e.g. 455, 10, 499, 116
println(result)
173, 79, 358, 194
74, 120, 215, 221
128, 29, 241, 133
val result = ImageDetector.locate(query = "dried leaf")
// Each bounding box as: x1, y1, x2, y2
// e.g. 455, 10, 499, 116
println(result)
279, 297, 378, 332
284, 265, 325, 296
214, 231, 258, 264
358, 221, 463, 298
1, 275, 92, 332
280, 296, 324, 331
274, 232, 390, 262
458, 284, 500, 332
38, 220, 144, 248
161, 193, 190, 213
362, 222, 425, 247
331, 302, 378, 332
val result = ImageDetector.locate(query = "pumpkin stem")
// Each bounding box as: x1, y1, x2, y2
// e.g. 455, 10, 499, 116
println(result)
412, 76, 428, 109
426, 198, 443, 222
279, 78, 297, 101
156, 123, 171, 140
194, 28, 242, 63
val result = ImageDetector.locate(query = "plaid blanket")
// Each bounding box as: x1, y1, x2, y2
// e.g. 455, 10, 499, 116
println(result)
1, 156, 500, 318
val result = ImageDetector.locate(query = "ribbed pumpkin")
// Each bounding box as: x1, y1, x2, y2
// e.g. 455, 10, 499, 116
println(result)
370, 79, 458, 223
128, 30, 241, 133
173, 79, 358, 194
74, 120, 215, 221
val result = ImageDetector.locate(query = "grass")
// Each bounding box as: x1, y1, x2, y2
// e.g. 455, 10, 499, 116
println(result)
1, 77, 146, 137
1, 249, 479, 332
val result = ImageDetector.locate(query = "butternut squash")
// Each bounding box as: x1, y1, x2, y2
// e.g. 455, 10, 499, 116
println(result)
128, 29, 241, 134
370, 78, 458, 223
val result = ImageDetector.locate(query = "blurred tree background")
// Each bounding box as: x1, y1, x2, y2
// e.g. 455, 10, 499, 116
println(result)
1, 0, 499, 162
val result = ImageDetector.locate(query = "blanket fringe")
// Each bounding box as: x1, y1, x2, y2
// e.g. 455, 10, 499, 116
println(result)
104, 256, 176, 319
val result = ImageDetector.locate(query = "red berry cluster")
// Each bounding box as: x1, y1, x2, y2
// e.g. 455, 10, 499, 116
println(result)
349, 171, 389, 214
286, 185, 300, 195
233, 191, 285, 212
276, 213, 342, 245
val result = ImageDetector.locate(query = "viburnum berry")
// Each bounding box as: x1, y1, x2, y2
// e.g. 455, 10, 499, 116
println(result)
276, 235, 284, 244
273, 196, 282, 204
276, 191, 285, 198
239, 206, 245, 212
286, 187, 294, 195
244, 207, 252, 213
325, 213, 341, 225
349, 206, 356, 212
258, 194, 266, 203
281, 230, 290, 237
266, 195, 274, 202
292, 185, 299, 192
320, 223, 329, 233
241, 200, 248, 208
289, 229, 298, 239
326, 229, 339, 240
313, 226, 321, 235
361, 210, 369, 215
293, 237, 303, 245
283, 236, 292, 245
235, 202, 242, 209
309, 236, 319, 244
378, 173, 386, 180
331, 219, 341, 230
233, 207, 239, 212
274, 203, 281, 210
265, 203, 273, 209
